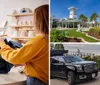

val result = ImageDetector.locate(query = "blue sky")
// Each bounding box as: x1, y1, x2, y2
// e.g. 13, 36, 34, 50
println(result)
50, 0, 100, 22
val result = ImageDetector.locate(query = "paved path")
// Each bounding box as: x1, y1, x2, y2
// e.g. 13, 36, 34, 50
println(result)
50, 72, 100, 85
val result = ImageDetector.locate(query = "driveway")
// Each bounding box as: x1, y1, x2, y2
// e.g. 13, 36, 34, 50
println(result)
50, 72, 100, 85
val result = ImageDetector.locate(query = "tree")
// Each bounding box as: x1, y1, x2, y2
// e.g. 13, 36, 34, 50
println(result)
51, 15, 58, 28
51, 15, 55, 23
52, 20, 58, 28
90, 12, 98, 22
54, 44, 64, 50
79, 14, 88, 22
90, 12, 98, 27
79, 14, 88, 27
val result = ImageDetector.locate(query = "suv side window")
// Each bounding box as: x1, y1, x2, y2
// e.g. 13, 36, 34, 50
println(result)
51, 58, 59, 63
57, 57, 65, 62
53, 56, 65, 63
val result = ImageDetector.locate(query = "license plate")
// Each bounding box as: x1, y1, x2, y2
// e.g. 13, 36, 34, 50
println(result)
92, 73, 96, 78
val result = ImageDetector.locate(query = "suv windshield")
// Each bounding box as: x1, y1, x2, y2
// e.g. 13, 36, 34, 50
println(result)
64, 56, 84, 63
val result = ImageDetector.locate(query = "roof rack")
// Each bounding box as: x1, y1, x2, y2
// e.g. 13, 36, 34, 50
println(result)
50, 50, 68, 56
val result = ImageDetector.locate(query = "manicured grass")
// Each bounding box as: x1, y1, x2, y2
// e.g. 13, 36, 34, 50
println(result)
51, 29, 100, 42
62, 29, 99, 42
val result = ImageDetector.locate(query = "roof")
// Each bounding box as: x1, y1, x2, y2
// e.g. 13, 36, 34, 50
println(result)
68, 6, 77, 10
58, 18, 79, 23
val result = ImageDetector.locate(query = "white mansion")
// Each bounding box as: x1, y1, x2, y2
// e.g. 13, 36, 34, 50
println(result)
51, 6, 100, 29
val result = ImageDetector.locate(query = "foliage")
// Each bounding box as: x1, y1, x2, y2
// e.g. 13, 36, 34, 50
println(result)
50, 29, 67, 42
84, 56, 100, 70
51, 15, 58, 28
52, 20, 58, 28
79, 14, 88, 22
79, 14, 88, 27
90, 12, 98, 21
89, 27, 100, 36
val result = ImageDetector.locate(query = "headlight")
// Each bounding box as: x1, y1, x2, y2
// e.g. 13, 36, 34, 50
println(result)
94, 64, 98, 70
94, 67, 98, 70
75, 65, 83, 72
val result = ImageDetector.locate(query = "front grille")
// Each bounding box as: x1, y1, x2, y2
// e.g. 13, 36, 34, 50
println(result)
84, 64, 97, 73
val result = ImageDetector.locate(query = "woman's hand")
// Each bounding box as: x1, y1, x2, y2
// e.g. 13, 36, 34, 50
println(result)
0, 38, 4, 49
0, 37, 4, 42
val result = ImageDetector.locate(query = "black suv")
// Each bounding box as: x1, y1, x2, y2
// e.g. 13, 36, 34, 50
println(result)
50, 50, 98, 85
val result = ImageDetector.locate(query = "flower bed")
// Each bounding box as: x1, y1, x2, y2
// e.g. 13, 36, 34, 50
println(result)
86, 27, 100, 39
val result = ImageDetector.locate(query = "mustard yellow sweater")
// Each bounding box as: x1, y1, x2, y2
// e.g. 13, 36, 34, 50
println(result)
0, 35, 48, 84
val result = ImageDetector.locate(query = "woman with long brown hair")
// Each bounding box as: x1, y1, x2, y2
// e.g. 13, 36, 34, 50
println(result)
0, 4, 49, 85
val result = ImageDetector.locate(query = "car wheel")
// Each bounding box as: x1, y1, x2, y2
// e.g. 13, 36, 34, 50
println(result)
50, 75, 53, 79
67, 71, 75, 85
50, 72, 54, 79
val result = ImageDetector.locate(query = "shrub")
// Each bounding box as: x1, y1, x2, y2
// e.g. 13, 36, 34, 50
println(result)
84, 56, 100, 70
89, 27, 100, 35
50, 29, 67, 42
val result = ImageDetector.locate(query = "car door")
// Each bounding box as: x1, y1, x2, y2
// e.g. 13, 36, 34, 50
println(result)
50, 58, 60, 76
56, 57, 67, 78
51, 57, 67, 78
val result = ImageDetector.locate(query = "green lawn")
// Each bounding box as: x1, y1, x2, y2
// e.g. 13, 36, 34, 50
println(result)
51, 29, 100, 42
65, 29, 99, 42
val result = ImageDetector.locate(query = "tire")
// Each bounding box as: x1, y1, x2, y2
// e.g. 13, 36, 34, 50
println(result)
67, 71, 75, 85
50, 75, 53, 79
50, 72, 54, 79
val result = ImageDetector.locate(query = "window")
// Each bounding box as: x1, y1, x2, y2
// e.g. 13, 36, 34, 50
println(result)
57, 57, 65, 62
64, 56, 84, 63
50, 58, 59, 63
52, 56, 65, 62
